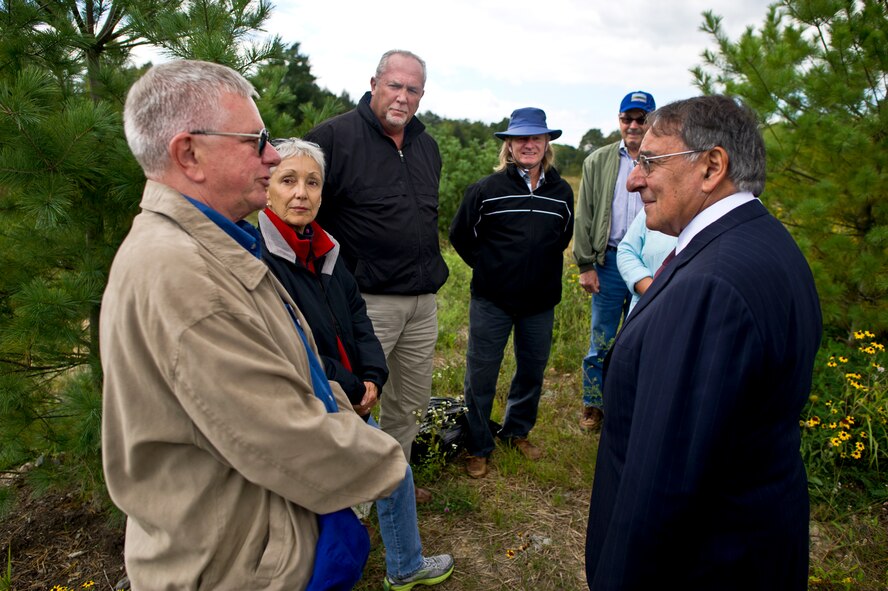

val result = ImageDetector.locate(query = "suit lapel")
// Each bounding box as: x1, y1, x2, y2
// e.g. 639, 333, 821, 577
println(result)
621, 200, 769, 329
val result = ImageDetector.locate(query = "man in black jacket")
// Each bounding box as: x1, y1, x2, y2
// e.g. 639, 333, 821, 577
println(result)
305, 50, 448, 503
449, 108, 574, 479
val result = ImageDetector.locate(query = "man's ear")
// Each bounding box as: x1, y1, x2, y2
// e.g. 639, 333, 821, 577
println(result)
701, 146, 729, 192
369, 76, 377, 93
169, 132, 206, 183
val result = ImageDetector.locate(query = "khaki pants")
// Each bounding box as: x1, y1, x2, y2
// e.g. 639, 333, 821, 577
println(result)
362, 293, 437, 462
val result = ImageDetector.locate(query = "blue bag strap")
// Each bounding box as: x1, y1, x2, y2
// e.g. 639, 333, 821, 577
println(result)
284, 302, 338, 413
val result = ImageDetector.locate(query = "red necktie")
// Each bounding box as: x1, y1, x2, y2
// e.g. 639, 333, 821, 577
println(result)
653, 249, 677, 280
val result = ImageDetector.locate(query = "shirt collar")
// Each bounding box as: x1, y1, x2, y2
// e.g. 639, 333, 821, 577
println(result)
676, 192, 758, 254
183, 196, 262, 259
517, 166, 546, 190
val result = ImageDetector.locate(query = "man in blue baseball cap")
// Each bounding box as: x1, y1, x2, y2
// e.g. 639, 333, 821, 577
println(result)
572, 90, 656, 431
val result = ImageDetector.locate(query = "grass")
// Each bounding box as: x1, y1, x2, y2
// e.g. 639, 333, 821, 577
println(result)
353, 241, 888, 591
356, 246, 597, 590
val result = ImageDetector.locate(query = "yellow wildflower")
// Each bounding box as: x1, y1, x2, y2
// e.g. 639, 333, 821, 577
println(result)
855, 441, 865, 451
506, 549, 516, 559
851, 450, 862, 459
805, 416, 821, 428
82, 583, 96, 589
845, 416, 855, 425
854, 331, 866, 340
830, 437, 841, 447
838, 430, 851, 441
838, 356, 848, 363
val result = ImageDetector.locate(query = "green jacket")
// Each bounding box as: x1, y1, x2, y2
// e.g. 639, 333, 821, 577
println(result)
572, 141, 621, 272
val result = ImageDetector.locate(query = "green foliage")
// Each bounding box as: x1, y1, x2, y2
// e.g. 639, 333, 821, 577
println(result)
252, 42, 353, 137
421, 113, 509, 147
0, 1, 280, 503
552, 143, 583, 177
129, 0, 283, 71
429, 127, 499, 234
801, 332, 887, 507
693, 0, 888, 334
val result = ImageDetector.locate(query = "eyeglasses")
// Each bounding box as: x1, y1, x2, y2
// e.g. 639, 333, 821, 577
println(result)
633, 149, 705, 176
190, 128, 270, 156
619, 115, 647, 126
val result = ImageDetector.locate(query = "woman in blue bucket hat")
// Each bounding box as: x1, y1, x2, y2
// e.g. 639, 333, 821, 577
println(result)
449, 107, 574, 478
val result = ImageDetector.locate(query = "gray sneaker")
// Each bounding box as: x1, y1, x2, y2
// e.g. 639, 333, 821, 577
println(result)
383, 554, 455, 590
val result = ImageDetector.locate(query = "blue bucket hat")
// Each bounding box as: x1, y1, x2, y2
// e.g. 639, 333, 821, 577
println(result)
620, 91, 656, 113
494, 107, 562, 140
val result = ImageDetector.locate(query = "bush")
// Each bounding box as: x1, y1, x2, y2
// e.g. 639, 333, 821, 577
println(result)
801, 331, 887, 506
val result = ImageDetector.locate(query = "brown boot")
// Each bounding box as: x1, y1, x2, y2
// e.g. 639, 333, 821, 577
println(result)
465, 456, 489, 478
414, 486, 433, 504
580, 406, 604, 430
513, 437, 543, 460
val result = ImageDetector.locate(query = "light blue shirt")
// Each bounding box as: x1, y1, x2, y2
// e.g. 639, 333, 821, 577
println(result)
607, 141, 643, 248
617, 209, 677, 312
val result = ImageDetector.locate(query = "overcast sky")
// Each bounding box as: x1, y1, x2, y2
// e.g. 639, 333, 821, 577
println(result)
261, 0, 776, 147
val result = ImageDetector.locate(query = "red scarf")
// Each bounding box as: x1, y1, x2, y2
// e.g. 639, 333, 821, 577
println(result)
264, 208, 352, 372
264, 208, 335, 273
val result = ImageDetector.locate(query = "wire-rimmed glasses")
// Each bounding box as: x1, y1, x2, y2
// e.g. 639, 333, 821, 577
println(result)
633, 149, 705, 176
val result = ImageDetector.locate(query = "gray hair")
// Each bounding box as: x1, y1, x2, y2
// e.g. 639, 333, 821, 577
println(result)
646, 95, 766, 196
269, 138, 326, 184
123, 59, 257, 177
375, 49, 427, 86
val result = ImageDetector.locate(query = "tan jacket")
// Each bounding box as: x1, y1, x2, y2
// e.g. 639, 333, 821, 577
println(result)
100, 181, 407, 590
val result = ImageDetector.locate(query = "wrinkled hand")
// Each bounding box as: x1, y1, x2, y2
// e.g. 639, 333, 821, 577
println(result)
352, 381, 379, 416
579, 269, 600, 294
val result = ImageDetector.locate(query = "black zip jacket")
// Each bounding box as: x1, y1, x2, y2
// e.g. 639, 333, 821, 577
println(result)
449, 164, 574, 317
258, 212, 388, 405
304, 92, 449, 295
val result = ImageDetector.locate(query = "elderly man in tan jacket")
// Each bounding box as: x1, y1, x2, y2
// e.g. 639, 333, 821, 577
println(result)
100, 59, 408, 590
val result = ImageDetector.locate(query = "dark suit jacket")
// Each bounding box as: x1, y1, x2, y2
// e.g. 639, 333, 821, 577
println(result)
585, 200, 821, 590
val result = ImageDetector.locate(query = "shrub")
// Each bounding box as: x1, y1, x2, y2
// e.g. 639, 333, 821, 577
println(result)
801, 331, 887, 506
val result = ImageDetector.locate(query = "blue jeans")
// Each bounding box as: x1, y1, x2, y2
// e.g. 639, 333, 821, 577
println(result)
464, 297, 554, 457
582, 248, 630, 408
368, 416, 423, 578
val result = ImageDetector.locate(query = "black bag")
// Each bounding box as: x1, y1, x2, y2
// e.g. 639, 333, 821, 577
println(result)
410, 397, 468, 463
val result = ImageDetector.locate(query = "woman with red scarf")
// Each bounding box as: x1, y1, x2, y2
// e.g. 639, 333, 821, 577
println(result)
258, 138, 454, 591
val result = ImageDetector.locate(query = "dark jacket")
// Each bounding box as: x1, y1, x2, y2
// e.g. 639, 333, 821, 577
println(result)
304, 91, 449, 296
449, 164, 574, 316
586, 200, 821, 590
258, 212, 387, 405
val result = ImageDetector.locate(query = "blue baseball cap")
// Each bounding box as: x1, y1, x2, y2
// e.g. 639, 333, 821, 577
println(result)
620, 91, 656, 113
494, 107, 562, 140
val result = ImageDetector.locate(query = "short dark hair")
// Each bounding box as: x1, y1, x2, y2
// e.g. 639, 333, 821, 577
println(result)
647, 95, 766, 196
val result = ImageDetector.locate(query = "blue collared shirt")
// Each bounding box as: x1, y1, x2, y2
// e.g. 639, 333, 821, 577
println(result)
184, 196, 262, 259
608, 141, 643, 248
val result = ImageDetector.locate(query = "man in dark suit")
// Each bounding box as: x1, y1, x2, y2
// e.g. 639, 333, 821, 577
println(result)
585, 95, 821, 590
